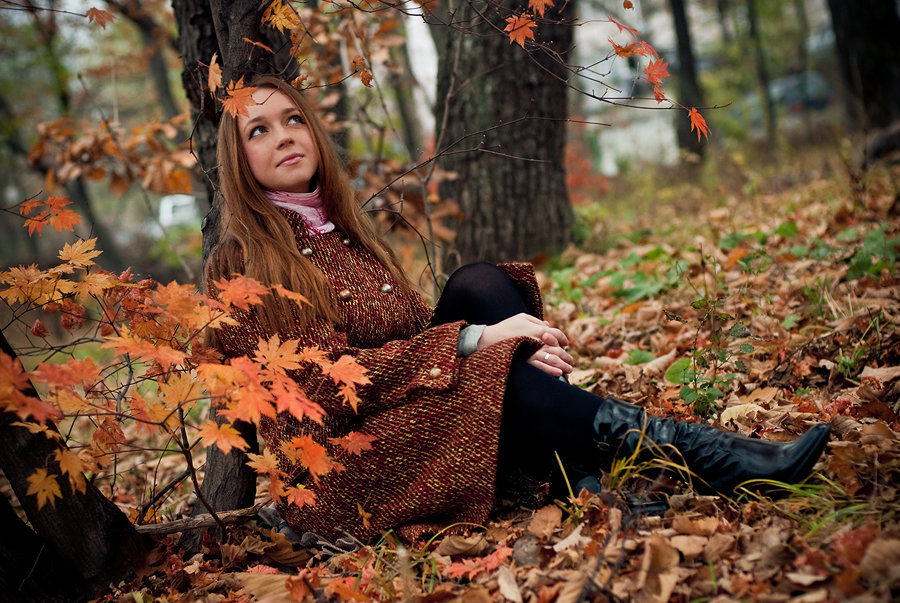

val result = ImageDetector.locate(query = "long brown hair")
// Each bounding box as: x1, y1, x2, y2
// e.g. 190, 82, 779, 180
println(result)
206, 75, 413, 331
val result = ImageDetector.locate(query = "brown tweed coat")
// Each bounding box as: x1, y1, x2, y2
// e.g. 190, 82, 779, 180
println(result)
215, 209, 543, 542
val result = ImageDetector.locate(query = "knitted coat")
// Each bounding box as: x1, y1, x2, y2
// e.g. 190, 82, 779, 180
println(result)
215, 209, 544, 542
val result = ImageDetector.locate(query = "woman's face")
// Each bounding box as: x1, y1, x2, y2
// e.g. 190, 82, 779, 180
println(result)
238, 87, 320, 193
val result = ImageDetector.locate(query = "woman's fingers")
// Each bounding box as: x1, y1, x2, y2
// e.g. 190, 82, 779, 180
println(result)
527, 345, 574, 376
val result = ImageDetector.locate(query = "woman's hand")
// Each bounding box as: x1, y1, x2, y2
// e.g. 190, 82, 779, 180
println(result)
477, 313, 574, 377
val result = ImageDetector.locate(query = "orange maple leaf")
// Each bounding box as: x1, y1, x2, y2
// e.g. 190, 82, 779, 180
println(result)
688, 107, 710, 142
58, 238, 101, 268
528, 0, 554, 18
623, 0, 634, 9
213, 274, 269, 310
86, 7, 115, 29
54, 448, 87, 494
269, 375, 326, 424
254, 334, 302, 374
26, 468, 62, 510
48, 208, 81, 233
246, 449, 282, 475
644, 58, 669, 85
325, 355, 371, 388
223, 381, 277, 424
32, 357, 101, 389
328, 431, 377, 456
264, 0, 301, 32
504, 14, 536, 48
197, 420, 250, 455
285, 485, 317, 509
609, 39, 639, 58
222, 77, 258, 118
290, 435, 335, 482
652, 82, 666, 103
444, 546, 513, 580
271, 284, 309, 308
636, 41, 659, 57
297, 345, 330, 367
207, 52, 222, 94
19, 199, 43, 216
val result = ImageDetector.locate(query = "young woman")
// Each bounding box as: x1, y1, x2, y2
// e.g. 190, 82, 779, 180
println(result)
207, 76, 831, 543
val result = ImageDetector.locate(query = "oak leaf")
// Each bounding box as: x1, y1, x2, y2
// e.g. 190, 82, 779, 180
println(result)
688, 107, 710, 141
26, 468, 62, 510
504, 14, 537, 48
197, 420, 249, 455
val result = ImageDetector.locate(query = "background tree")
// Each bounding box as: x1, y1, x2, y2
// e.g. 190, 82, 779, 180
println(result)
428, 0, 574, 274
668, 0, 706, 161
825, 0, 900, 132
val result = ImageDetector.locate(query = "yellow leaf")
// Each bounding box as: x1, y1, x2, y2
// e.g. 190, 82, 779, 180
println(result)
159, 372, 200, 410
246, 449, 281, 475
54, 449, 87, 494
58, 238, 101, 268
26, 468, 62, 510
196, 420, 249, 455
207, 52, 222, 94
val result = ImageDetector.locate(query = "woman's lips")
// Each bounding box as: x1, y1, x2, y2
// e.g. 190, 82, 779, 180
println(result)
278, 154, 303, 166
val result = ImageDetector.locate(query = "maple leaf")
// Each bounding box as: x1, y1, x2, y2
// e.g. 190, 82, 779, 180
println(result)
285, 485, 317, 509
608, 15, 641, 36
33, 357, 101, 389
86, 7, 115, 29
207, 52, 222, 94
688, 107, 710, 142
246, 449, 282, 475
19, 199, 42, 216
609, 38, 639, 58
213, 274, 269, 310
26, 468, 62, 510
357, 503, 373, 531
270, 375, 326, 424
221, 77, 258, 118
48, 208, 81, 233
254, 334, 302, 374
197, 420, 249, 455
297, 345, 330, 367
644, 58, 669, 85
444, 546, 513, 580
11, 421, 63, 440
54, 448, 86, 494
0, 351, 32, 399
636, 41, 659, 57
623, 0, 634, 8
222, 381, 276, 424
263, 0, 301, 32
504, 14, 537, 48
528, 0, 554, 18
271, 284, 309, 308
58, 238, 101, 268
291, 435, 335, 482
325, 577, 370, 602
329, 431, 377, 456
23, 210, 50, 237
325, 355, 371, 388
338, 383, 362, 413
652, 82, 666, 103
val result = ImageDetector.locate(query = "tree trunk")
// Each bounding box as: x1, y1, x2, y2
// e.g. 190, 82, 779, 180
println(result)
172, 0, 296, 547
825, 0, 900, 130
429, 0, 574, 274
746, 0, 776, 152
0, 334, 149, 595
668, 0, 706, 159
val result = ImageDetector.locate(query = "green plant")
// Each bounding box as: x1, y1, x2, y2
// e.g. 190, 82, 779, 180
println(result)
843, 224, 900, 281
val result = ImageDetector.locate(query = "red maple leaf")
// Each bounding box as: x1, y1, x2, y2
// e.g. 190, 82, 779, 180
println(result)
608, 15, 641, 36
644, 58, 669, 85
688, 107, 710, 141
285, 485, 317, 509
86, 7, 115, 29
504, 14, 536, 48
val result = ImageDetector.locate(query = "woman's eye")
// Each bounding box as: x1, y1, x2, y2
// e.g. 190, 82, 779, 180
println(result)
288, 114, 305, 125
248, 125, 266, 139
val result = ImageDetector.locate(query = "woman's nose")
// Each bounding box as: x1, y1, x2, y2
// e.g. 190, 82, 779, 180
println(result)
276, 128, 294, 147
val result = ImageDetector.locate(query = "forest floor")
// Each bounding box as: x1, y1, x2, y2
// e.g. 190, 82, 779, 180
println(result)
93, 151, 899, 602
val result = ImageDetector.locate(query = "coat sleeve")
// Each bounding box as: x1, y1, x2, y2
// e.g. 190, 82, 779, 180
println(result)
215, 304, 493, 418
497, 262, 544, 320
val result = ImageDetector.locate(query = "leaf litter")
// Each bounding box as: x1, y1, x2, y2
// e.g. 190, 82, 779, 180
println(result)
92, 161, 899, 601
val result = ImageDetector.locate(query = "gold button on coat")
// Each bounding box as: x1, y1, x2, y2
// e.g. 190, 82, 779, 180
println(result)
428, 367, 442, 378
338, 289, 351, 300
301, 247, 313, 256
380, 283, 393, 293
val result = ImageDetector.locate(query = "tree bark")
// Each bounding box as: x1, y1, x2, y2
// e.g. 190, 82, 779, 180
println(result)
172, 0, 296, 548
746, 0, 776, 152
0, 334, 149, 594
825, 0, 900, 130
668, 0, 706, 159
429, 0, 574, 274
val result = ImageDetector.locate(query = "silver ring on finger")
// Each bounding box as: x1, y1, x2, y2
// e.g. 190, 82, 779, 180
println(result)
543, 352, 550, 361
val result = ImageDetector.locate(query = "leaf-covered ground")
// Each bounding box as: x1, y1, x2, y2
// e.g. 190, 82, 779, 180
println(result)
97, 157, 899, 602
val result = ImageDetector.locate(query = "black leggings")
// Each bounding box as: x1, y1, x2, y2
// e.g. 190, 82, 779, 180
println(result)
430, 263, 603, 471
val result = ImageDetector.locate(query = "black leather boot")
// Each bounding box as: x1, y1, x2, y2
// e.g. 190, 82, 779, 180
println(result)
592, 397, 831, 495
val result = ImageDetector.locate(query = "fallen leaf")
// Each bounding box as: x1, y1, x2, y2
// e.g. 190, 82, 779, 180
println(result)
527, 504, 562, 542
434, 534, 489, 557
496, 565, 523, 603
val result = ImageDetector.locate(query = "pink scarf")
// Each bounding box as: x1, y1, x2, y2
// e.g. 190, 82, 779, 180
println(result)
265, 188, 335, 235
